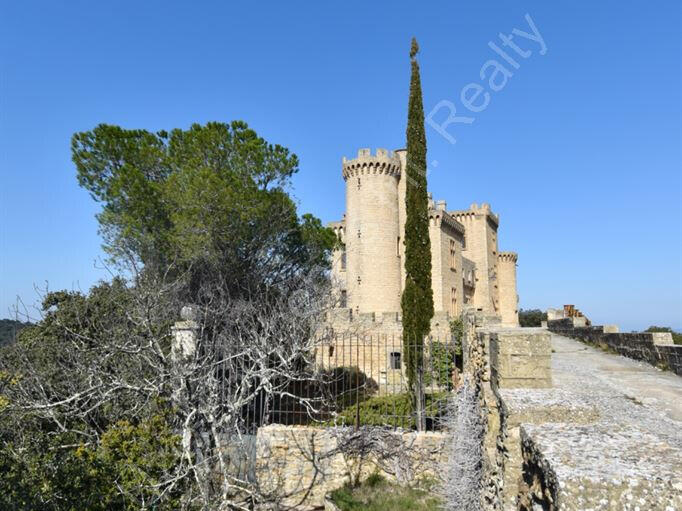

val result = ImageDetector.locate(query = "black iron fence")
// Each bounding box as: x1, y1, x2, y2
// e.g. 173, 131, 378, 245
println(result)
257, 335, 461, 431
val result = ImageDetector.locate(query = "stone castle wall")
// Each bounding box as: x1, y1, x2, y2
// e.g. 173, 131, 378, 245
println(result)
497, 252, 519, 326
343, 149, 402, 314
451, 204, 498, 314
429, 204, 466, 316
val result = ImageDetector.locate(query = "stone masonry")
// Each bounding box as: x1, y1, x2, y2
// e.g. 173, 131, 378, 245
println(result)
330, 148, 519, 326
460, 314, 682, 510
547, 317, 682, 376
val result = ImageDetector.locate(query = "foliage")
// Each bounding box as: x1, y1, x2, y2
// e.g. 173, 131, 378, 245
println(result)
0, 279, 183, 510
330, 473, 441, 511
0, 255, 333, 509
518, 308, 547, 327
0, 120, 340, 509
424, 342, 457, 390
0, 319, 31, 348
326, 366, 379, 409
74, 413, 184, 510
72, 121, 336, 298
400, 38, 433, 429
0, 411, 183, 511
450, 318, 464, 367
645, 326, 682, 345
332, 392, 447, 430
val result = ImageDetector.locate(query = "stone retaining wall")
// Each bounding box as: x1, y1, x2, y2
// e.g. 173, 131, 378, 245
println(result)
255, 425, 448, 509
547, 318, 682, 375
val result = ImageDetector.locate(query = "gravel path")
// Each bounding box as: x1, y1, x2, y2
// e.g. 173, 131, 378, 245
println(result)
550, 333, 682, 442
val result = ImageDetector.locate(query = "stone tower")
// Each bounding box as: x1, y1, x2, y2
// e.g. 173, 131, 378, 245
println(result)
451, 203, 500, 314
342, 148, 402, 314
497, 252, 519, 326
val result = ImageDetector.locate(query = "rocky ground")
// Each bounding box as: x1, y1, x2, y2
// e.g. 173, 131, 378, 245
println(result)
508, 333, 682, 510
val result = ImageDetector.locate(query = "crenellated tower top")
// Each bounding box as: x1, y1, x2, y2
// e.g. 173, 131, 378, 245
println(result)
498, 252, 518, 263
342, 148, 401, 180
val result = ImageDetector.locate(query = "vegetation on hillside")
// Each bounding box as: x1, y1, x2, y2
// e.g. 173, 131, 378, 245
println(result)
401, 38, 433, 431
0, 121, 337, 510
645, 326, 682, 345
0, 319, 31, 348
518, 309, 547, 327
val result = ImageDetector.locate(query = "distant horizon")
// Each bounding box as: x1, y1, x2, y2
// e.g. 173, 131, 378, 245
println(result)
1, 2, 680, 333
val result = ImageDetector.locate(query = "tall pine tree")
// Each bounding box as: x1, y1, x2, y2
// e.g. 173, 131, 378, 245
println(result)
401, 38, 434, 431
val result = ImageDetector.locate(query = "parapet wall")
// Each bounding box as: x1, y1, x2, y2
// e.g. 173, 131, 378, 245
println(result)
547, 318, 682, 375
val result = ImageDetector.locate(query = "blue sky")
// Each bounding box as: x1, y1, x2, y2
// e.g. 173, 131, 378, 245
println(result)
1, 1, 680, 331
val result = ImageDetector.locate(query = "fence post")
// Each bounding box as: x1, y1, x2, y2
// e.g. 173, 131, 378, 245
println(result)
171, 305, 198, 361
415, 340, 426, 432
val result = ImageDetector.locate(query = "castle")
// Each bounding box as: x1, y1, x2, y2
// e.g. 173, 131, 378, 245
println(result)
328, 147, 519, 331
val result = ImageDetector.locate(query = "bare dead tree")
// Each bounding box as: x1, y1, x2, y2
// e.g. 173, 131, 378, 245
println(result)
0, 260, 337, 510
439, 375, 485, 511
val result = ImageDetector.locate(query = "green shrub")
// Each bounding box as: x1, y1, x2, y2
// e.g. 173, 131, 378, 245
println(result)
330, 473, 441, 511
424, 341, 457, 390
331, 392, 448, 430
518, 309, 547, 327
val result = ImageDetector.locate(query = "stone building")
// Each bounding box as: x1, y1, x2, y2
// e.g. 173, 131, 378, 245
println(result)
328, 147, 519, 329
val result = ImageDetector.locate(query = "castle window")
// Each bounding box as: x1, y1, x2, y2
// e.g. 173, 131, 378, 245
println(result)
397, 236, 400, 257
341, 251, 346, 270
357, 276, 361, 286
451, 287, 457, 316
357, 177, 361, 190
357, 229, 361, 239
328, 345, 335, 357
340, 290, 347, 308
389, 352, 401, 370
450, 240, 456, 270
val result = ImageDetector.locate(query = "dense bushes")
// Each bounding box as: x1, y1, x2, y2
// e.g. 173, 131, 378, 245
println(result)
331, 392, 448, 430
518, 309, 547, 327
0, 319, 31, 348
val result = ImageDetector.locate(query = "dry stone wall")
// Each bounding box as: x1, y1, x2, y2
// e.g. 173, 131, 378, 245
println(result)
255, 425, 448, 510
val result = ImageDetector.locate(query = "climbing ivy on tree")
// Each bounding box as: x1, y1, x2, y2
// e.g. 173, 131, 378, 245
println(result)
401, 38, 434, 430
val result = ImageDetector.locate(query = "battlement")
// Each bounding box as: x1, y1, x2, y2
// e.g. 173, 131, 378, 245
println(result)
429, 209, 465, 235
341, 148, 401, 180
449, 202, 500, 226
498, 251, 518, 263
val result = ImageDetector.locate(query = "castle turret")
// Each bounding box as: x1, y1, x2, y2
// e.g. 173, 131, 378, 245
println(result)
342, 148, 402, 314
450, 203, 500, 314
497, 252, 519, 326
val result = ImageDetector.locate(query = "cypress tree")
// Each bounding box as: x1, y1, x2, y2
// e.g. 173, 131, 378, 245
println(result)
401, 38, 434, 431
